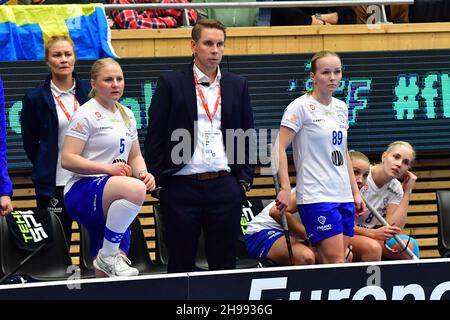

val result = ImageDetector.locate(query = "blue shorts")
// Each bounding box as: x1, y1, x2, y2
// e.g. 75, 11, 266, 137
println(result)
64, 176, 130, 258
386, 234, 420, 258
245, 229, 284, 260
298, 202, 355, 246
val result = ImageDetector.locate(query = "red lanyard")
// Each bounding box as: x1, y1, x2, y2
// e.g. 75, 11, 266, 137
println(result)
54, 94, 78, 121
193, 73, 221, 124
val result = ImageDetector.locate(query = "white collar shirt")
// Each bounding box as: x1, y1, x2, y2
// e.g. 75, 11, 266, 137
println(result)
175, 64, 230, 175
50, 79, 77, 185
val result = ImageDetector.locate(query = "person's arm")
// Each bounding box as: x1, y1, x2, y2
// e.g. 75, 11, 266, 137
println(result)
110, 7, 175, 29
186, 8, 198, 25
275, 126, 296, 210
160, 0, 197, 26
353, 5, 370, 24
320, 12, 338, 24
269, 192, 307, 240
354, 224, 401, 240
20, 94, 40, 164
347, 150, 365, 216
335, 7, 357, 24
110, 0, 195, 29
0, 196, 12, 216
238, 78, 255, 186
385, 171, 417, 229
144, 75, 171, 183
1, 81, 13, 214
0, 141, 12, 214
354, 225, 372, 237
61, 136, 131, 177
127, 139, 156, 191
191, 0, 208, 20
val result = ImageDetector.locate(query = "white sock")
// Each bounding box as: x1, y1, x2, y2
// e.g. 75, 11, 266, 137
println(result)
101, 199, 141, 256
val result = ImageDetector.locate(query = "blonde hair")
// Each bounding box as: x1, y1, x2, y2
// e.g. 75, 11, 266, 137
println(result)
385, 141, 416, 163
44, 35, 75, 62
308, 50, 341, 95
89, 58, 131, 130
349, 150, 370, 164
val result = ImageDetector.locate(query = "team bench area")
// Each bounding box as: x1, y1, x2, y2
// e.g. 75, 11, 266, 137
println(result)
9, 157, 449, 266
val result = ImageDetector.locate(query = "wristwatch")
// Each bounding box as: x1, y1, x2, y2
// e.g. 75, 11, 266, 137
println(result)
315, 13, 325, 24
239, 180, 251, 192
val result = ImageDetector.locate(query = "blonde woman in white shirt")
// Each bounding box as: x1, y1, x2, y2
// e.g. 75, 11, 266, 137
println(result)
352, 142, 419, 261
276, 51, 364, 264
62, 58, 155, 277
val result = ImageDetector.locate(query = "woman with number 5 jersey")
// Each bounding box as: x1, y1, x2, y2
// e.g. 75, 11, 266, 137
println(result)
62, 58, 155, 278
275, 50, 365, 264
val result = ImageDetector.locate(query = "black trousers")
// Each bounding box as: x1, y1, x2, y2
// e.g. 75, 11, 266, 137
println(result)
160, 174, 245, 273
36, 186, 73, 247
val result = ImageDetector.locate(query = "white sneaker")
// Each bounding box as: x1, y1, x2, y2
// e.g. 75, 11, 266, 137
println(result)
93, 250, 139, 277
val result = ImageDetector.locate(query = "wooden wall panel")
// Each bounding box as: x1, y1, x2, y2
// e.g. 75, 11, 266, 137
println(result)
113, 39, 155, 58
111, 23, 450, 58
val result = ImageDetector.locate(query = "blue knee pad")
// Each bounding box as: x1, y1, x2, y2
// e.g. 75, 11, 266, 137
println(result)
385, 234, 420, 258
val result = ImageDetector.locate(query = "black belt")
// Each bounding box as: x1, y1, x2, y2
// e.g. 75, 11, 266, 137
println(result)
183, 171, 230, 181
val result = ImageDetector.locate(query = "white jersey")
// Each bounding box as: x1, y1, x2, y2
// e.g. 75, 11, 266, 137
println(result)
52, 80, 77, 186
246, 190, 302, 235
281, 94, 353, 204
356, 169, 403, 228
63, 98, 138, 193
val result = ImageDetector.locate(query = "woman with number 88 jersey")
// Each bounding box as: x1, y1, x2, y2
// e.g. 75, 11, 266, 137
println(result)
274, 51, 365, 264
352, 141, 419, 261
62, 58, 155, 277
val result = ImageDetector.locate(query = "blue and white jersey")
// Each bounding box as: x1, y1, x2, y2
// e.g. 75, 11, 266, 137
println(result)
281, 94, 353, 204
246, 189, 301, 235
356, 169, 403, 228
63, 98, 137, 193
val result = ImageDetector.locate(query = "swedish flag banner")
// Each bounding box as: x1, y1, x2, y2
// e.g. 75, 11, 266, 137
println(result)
0, 4, 117, 61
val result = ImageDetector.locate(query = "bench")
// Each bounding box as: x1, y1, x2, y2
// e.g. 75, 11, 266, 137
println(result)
9, 157, 449, 265
249, 159, 450, 259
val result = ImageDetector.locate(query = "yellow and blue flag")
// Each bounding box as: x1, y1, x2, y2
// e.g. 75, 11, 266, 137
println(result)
0, 4, 117, 61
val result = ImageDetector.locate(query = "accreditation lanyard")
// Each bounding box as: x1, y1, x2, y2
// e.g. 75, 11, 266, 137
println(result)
54, 94, 78, 121
193, 73, 221, 125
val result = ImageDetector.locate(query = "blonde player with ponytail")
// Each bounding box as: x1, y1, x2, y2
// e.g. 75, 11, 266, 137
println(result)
62, 58, 155, 277
275, 51, 365, 264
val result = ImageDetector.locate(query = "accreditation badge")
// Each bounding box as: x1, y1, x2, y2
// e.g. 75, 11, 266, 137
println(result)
203, 129, 224, 159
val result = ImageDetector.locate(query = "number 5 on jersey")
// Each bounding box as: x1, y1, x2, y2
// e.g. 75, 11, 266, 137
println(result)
119, 138, 125, 154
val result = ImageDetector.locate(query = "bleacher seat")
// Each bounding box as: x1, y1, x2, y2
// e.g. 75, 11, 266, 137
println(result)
0, 212, 73, 282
